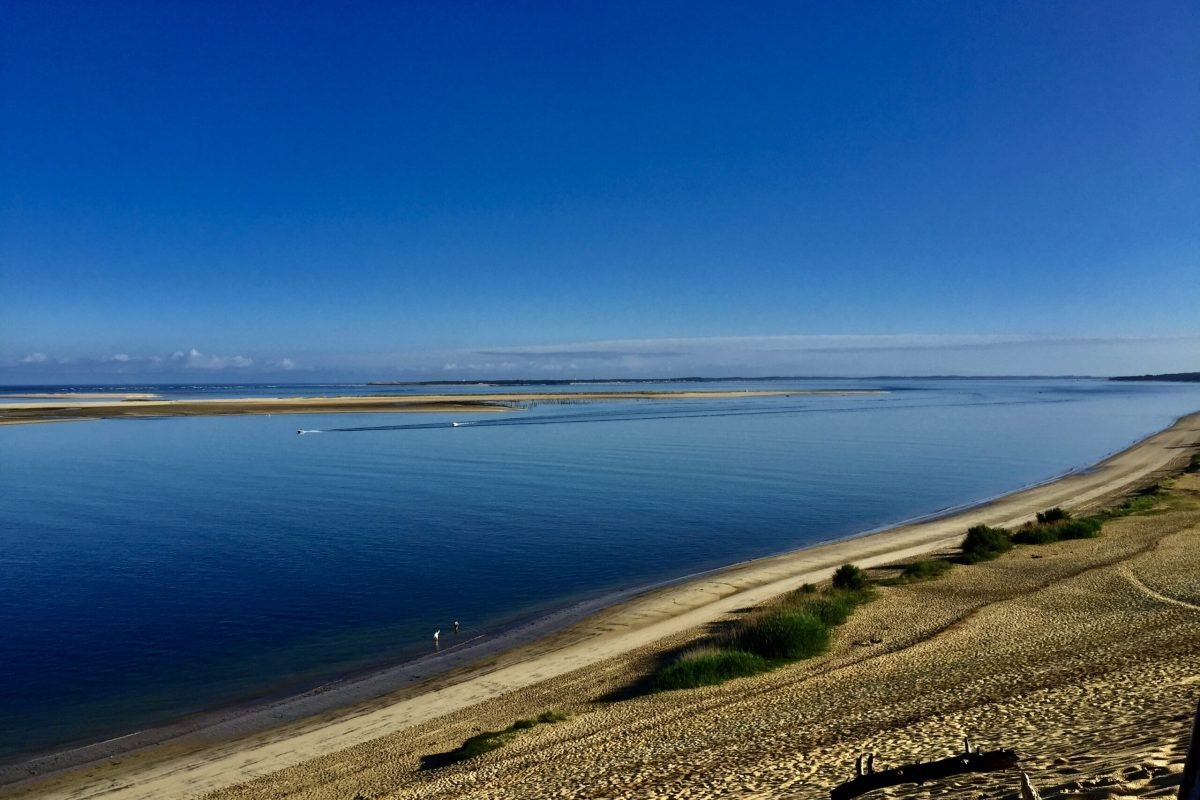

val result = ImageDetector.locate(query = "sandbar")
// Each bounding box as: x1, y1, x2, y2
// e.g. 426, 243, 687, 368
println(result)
0, 389, 879, 426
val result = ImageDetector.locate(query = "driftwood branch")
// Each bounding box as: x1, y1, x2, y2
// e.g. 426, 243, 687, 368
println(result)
1021, 771, 1043, 800
831, 747, 1019, 800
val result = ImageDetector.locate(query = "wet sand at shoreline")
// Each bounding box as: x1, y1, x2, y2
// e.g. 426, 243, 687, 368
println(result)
0, 389, 871, 426
3, 412, 1196, 799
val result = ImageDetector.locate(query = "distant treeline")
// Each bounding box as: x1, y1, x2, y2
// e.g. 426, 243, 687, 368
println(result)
369, 377, 752, 387
1110, 372, 1200, 383
369, 376, 864, 387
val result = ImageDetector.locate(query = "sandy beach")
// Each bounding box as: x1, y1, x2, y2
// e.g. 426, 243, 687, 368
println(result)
2, 411, 1196, 799
0, 389, 874, 426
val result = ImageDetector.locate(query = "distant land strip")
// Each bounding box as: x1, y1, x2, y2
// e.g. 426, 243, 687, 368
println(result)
1110, 372, 1200, 383
367, 375, 1100, 386
0, 389, 884, 426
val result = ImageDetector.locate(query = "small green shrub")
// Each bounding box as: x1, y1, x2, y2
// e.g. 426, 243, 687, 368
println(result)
654, 648, 770, 691
536, 710, 570, 723
900, 559, 953, 581
961, 525, 1012, 563
1036, 507, 1071, 524
735, 609, 831, 660
831, 563, 868, 591
1187, 453, 1200, 473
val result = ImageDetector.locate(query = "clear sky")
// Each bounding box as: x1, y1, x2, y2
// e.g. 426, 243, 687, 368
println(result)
2, 1, 1196, 381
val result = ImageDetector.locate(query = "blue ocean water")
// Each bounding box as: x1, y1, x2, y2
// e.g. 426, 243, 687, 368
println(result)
0, 378, 1198, 760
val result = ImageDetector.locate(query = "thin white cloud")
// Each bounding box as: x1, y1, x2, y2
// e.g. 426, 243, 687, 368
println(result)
166, 348, 255, 369
5, 333, 1196, 379
378, 332, 1200, 379
3, 347, 299, 373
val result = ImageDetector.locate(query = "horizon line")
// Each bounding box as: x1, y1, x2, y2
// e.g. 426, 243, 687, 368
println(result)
2, 374, 1179, 389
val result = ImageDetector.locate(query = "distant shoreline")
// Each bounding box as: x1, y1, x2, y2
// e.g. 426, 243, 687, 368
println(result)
366, 375, 1104, 386
1109, 371, 1200, 383
0, 389, 881, 426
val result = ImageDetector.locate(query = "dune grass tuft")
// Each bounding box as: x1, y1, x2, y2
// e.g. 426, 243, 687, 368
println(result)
791, 593, 856, 626
1011, 525, 1059, 545
652, 566, 874, 692
733, 608, 831, 660
654, 647, 771, 690
1104, 485, 1165, 518
892, 558, 953, 583
1013, 516, 1103, 544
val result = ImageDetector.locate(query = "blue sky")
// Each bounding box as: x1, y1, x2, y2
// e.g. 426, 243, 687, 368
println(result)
1, 1, 1196, 381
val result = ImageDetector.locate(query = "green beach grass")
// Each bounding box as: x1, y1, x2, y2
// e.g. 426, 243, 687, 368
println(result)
386, 483, 1184, 771
653, 573, 874, 691
883, 558, 953, 585
654, 647, 771, 691
646, 480, 1175, 696
651, 479, 1179, 694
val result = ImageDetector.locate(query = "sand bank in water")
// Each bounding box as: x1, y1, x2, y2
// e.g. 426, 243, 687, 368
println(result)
0, 389, 875, 426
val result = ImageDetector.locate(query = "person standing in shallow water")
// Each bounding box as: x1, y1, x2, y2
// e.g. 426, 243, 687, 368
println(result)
453, 621, 461, 634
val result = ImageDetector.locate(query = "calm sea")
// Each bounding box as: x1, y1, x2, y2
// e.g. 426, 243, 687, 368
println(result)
1, 378, 1198, 760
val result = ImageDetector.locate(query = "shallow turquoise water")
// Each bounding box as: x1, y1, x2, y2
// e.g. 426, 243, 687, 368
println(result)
1, 378, 1197, 759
